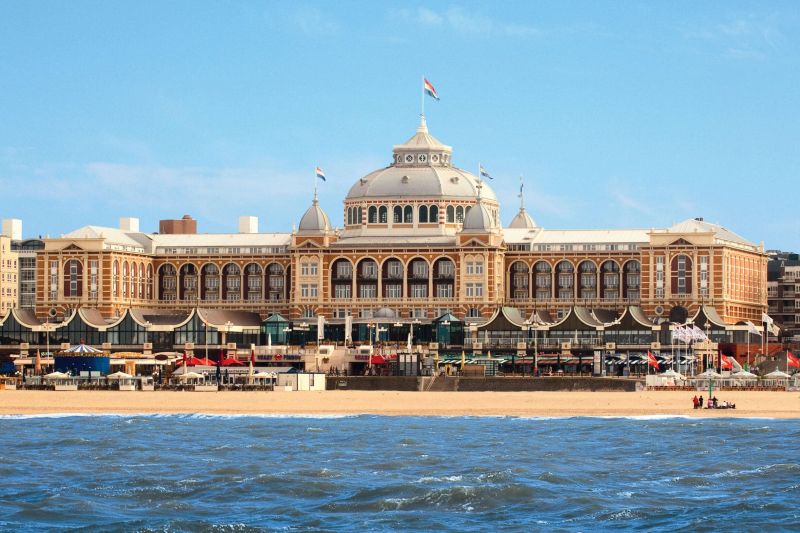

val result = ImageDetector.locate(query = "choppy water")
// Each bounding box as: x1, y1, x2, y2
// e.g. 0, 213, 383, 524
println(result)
0, 414, 799, 531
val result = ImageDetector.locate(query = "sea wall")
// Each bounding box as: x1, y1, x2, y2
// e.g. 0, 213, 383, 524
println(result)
326, 376, 420, 391
456, 377, 639, 392
326, 376, 640, 392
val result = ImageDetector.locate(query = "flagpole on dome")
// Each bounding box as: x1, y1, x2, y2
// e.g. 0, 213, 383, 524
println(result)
421, 75, 425, 119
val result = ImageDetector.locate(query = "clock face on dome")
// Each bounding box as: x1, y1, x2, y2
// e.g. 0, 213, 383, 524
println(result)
418, 154, 427, 163
431, 154, 439, 163
405, 154, 414, 163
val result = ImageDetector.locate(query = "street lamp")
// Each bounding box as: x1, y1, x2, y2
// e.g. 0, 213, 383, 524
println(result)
524, 319, 540, 378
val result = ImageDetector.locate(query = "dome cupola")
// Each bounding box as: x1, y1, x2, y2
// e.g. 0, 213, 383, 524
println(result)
462, 183, 497, 232
298, 193, 331, 234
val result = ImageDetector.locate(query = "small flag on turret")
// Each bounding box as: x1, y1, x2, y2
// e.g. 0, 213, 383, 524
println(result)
479, 164, 493, 180
423, 78, 439, 100
315, 167, 326, 181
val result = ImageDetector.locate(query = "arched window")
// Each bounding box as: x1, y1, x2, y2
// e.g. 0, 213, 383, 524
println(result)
63, 259, 83, 298
122, 262, 129, 298
158, 264, 176, 301
179, 263, 198, 301
407, 259, 429, 298
356, 258, 378, 299
556, 261, 574, 300
138, 263, 144, 299
393, 206, 402, 223
403, 205, 413, 223
510, 261, 529, 300
378, 206, 388, 223
446, 205, 455, 223
601, 260, 620, 300
347, 207, 353, 225
419, 205, 428, 223
368, 206, 377, 224
382, 258, 403, 299
223, 263, 241, 301
331, 258, 353, 299
578, 261, 597, 299
533, 261, 552, 300
112, 260, 119, 298
266, 263, 285, 301
455, 206, 464, 223
146, 264, 153, 299
201, 263, 220, 301
625, 260, 642, 300
429, 205, 439, 223
245, 263, 262, 301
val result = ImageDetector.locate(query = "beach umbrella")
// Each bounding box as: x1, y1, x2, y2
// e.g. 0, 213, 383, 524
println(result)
659, 369, 686, 380
106, 371, 133, 380
43, 371, 70, 380
731, 370, 757, 380
177, 372, 204, 381
695, 369, 723, 379
765, 370, 791, 379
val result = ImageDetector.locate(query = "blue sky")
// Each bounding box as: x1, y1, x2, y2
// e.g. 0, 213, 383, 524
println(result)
1, 1, 798, 249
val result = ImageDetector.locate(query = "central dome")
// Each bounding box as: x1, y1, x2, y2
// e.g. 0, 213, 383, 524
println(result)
345, 116, 497, 202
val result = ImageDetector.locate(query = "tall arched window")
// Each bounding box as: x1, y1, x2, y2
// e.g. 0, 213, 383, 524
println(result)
556, 260, 574, 300
223, 263, 241, 301
578, 261, 597, 299
429, 205, 439, 223
601, 260, 620, 300
146, 264, 153, 299
378, 206, 388, 223
533, 261, 552, 299
446, 205, 455, 223
112, 261, 119, 298
455, 206, 464, 223
419, 205, 428, 223
347, 207, 353, 225
122, 262, 129, 298
368, 206, 377, 224
63, 259, 83, 298
403, 205, 413, 223
625, 260, 642, 300
158, 264, 176, 301
244, 263, 262, 301
201, 263, 220, 301
393, 206, 402, 223
510, 261, 529, 300
138, 263, 144, 299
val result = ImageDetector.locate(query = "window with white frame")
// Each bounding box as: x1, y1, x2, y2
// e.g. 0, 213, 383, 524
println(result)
334, 284, 351, 299
466, 282, 483, 297
359, 284, 377, 298
411, 284, 428, 298
385, 284, 402, 299
301, 284, 318, 298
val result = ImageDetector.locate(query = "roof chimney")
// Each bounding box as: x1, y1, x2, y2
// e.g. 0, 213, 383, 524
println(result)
2, 219, 22, 240
239, 216, 258, 234
159, 215, 197, 235
120, 217, 140, 232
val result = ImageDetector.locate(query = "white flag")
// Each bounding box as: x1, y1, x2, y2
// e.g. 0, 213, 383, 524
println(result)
745, 321, 760, 336
762, 313, 774, 325
691, 325, 708, 342
769, 323, 781, 336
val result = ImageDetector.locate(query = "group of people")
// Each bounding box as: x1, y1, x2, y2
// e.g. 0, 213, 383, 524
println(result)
692, 395, 736, 410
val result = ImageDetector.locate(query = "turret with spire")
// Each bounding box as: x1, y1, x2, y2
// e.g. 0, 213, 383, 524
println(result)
508, 175, 538, 229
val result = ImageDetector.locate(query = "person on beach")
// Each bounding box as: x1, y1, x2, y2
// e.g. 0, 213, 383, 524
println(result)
692, 395, 699, 409
712, 397, 718, 408
699, 395, 704, 408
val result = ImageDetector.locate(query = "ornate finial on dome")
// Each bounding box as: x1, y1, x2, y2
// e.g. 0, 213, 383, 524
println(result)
417, 114, 428, 134
508, 175, 538, 229
476, 180, 483, 201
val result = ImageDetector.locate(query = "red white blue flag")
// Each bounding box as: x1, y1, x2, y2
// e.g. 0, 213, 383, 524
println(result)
423, 78, 439, 100
315, 166, 326, 181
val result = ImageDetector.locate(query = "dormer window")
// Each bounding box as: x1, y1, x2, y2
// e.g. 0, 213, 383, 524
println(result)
401, 176, 409, 184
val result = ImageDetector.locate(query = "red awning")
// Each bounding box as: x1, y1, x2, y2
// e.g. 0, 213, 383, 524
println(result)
179, 356, 205, 366
221, 357, 244, 366
195, 357, 217, 366
370, 355, 387, 364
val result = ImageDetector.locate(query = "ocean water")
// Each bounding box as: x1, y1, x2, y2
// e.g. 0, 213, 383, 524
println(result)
0, 415, 798, 532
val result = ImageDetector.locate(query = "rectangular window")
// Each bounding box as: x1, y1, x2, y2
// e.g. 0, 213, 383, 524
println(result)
387, 262, 402, 278
334, 284, 351, 299
436, 284, 453, 298
336, 262, 352, 278
359, 284, 377, 298
466, 283, 483, 297
362, 263, 377, 278
411, 284, 427, 298
300, 284, 318, 298
385, 284, 402, 298
438, 261, 454, 277
412, 262, 428, 278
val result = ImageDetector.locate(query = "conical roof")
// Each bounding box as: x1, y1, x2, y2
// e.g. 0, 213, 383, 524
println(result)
462, 184, 497, 232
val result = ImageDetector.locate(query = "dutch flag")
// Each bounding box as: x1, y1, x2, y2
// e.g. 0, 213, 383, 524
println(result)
423, 78, 439, 100
479, 164, 493, 180
315, 166, 326, 181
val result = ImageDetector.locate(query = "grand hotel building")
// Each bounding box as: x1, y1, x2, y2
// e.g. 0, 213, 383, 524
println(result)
2, 115, 766, 362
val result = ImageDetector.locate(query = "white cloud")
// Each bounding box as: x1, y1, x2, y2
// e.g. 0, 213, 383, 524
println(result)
393, 6, 539, 38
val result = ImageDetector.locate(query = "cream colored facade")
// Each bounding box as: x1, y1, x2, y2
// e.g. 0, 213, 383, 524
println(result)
27, 116, 768, 326
0, 235, 19, 314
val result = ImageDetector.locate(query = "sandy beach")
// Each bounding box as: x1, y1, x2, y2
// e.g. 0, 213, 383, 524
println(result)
1, 390, 799, 418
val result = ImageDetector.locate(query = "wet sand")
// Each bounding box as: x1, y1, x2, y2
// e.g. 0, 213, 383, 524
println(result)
1, 390, 799, 418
